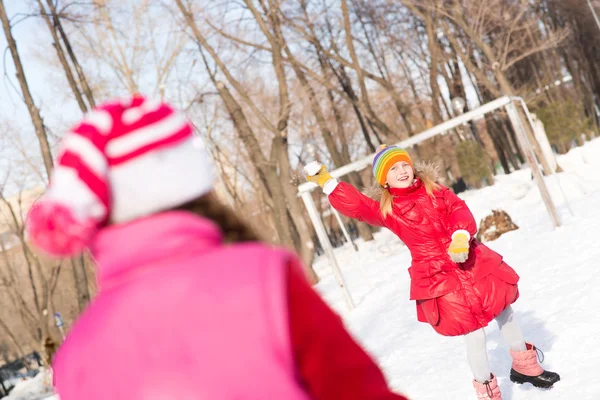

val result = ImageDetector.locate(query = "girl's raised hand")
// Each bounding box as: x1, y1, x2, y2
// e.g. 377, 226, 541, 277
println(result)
304, 161, 333, 188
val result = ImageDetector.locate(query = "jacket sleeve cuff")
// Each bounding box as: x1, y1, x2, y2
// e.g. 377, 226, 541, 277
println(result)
452, 229, 471, 241
323, 179, 339, 195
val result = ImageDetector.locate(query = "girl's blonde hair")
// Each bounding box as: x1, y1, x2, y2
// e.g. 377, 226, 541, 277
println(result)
377, 162, 441, 217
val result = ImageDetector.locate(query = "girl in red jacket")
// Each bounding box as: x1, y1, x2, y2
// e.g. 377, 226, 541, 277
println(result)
304, 145, 560, 399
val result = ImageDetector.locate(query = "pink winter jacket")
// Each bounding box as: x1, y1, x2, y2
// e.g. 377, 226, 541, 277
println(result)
52, 212, 311, 400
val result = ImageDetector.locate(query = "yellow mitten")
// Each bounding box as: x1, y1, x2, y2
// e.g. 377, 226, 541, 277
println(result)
448, 230, 470, 263
304, 162, 333, 188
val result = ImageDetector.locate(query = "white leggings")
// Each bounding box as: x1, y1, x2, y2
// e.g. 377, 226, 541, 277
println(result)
464, 306, 527, 383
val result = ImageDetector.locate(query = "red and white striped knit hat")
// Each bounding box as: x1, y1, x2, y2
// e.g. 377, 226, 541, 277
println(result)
26, 95, 215, 257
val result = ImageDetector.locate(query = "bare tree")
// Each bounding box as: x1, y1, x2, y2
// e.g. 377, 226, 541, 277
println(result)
44, 0, 96, 107
0, 188, 63, 364
175, 1, 324, 271
56, 0, 187, 97
235, 0, 375, 241
36, 0, 97, 112
0, 0, 53, 177
37, 0, 88, 112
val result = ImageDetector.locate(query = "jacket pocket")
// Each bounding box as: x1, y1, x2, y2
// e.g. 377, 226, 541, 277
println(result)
416, 297, 440, 326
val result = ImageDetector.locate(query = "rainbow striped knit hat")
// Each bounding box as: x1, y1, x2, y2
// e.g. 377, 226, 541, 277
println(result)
372, 145, 412, 187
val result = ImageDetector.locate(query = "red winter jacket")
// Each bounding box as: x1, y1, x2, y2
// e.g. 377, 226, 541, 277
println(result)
328, 179, 520, 336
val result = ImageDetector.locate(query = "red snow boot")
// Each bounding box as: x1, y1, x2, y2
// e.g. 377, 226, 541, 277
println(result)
472, 373, 502, 399
509, 343, 560, 389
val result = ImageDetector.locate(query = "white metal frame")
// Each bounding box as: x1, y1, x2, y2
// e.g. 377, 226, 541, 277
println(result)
299, 96, 562, 310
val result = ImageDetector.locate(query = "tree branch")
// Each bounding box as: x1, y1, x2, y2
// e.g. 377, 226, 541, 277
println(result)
501, 30, 569, 71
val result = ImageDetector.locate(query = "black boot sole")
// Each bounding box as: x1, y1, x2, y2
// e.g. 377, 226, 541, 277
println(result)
510, 369, 560, 389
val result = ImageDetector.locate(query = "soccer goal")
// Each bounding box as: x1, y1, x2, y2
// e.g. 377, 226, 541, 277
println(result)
297, 96, 562, 310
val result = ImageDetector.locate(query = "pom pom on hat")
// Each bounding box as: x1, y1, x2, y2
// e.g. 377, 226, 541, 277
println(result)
375, 144, 388, 153
26, 200, 97, 257
26, 95, 215, 258
372, 144, 412, 187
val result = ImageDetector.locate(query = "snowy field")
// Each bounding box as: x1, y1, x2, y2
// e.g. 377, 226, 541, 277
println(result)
6, 138, 599, 399
313, 137, 600, 399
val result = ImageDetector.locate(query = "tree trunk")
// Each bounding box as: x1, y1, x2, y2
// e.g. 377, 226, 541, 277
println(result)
352, 1, 416, 135
398, 53, 428, 122
44, 0, 96, 108
327, 95, 374, 242
272, 136, 319, 282
340, 0, 407, 139
37, 0, 88, 113
286, 51, 347, 169
240, 0, 321, 278
333, 65, 379, 150
71, 256, 91, 313
304, 56, 375, 241
177, 0, 296, 249
0, 0, 53, 177
447, 11, 556, 176
214, 81, 294, 249
298, 3, 390, 145
37, 1, 96, 310
485, 115, 513, 174
424, 10, 443, 123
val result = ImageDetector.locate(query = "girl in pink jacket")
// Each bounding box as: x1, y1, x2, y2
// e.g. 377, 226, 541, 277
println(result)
26, 96, 408, 400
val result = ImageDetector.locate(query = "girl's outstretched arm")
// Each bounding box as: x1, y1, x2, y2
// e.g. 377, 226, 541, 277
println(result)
328, 181, 386, 227
304, 162, 385, 227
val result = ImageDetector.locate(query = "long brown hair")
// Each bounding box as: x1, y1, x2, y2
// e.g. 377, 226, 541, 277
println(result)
174, 192, 261, 243
378, 162, 441, 217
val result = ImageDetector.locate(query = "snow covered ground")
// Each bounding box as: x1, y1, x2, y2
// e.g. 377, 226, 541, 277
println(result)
6, 139, 599, 399
3, 369, 56, 400
313, 138, 600, 399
